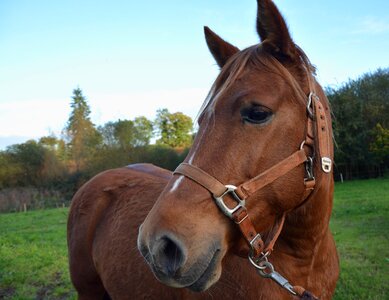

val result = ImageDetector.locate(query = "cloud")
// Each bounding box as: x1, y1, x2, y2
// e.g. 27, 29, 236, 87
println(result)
354, 16, 389, 34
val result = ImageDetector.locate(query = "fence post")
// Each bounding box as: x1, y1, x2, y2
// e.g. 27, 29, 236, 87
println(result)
340, 173, 344, 183
23, 203, 27, 213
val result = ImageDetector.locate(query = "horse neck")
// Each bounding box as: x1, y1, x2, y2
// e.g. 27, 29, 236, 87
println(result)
280, 176, 334, 257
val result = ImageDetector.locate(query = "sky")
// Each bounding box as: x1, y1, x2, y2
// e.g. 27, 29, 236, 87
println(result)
1, 0, 388, 149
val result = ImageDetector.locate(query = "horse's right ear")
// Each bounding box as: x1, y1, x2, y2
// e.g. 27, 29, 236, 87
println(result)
204, 26, 239, 68
256, 0, 297, 60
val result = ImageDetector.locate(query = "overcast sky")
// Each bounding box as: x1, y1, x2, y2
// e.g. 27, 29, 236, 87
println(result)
1, 0, 388, 149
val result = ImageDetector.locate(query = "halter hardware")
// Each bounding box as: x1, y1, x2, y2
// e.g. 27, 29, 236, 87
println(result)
213, 185, 245, 219
257, 261, 297, 295
306, 92, 316, 119
322, 157, 332, 173
305, 156, 315, 181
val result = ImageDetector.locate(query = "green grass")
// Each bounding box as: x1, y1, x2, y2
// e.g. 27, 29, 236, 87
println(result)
331, 178, 389, 299
0, 208, 76, 299
0, 178, 388, 299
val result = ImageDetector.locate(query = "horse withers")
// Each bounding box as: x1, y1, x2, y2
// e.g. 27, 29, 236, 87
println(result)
68, 0, 339, 299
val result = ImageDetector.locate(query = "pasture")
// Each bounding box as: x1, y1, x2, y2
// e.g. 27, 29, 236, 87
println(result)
0, 178, 388, 299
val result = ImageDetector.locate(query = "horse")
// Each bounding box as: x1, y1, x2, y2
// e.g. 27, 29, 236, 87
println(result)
67, 0, 339, 299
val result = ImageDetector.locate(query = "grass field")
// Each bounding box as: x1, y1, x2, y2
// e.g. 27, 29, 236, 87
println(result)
331, 178, 389, 299
0, 178, 388, 299
0, 208, 75, 300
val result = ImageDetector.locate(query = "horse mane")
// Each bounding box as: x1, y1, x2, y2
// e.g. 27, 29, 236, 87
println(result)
197, 44, 317, 124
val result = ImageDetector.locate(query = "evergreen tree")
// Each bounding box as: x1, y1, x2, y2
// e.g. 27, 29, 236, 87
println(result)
64, 88, 101, 172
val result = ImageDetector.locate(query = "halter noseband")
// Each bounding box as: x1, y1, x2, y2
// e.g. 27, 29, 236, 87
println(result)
173, 64, 332, 299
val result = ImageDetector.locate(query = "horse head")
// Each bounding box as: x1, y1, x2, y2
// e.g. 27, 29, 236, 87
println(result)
138, 0, 333, 293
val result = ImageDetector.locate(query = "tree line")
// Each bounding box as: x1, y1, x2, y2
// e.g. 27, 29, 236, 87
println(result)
327, 68, 388, 180
0, 68, 388, 212
0, 88, 193, 211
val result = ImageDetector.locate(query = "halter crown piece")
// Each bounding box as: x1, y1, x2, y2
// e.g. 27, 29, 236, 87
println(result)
173, 60, 332, 300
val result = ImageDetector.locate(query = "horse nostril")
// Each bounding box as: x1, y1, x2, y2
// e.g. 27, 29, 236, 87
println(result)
154, 235, 186, 277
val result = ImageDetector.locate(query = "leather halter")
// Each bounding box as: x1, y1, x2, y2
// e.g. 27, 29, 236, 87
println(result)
174, 148, 310, 258
173, 63, 332, 299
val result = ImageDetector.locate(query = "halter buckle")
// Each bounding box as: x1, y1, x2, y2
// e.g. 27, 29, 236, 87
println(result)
304, 156, 315, 181
213, 185, 245, 219
307, 92, 317, 119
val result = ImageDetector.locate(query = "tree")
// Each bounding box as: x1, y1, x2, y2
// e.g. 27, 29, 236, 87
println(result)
327, 68, 389, 179
133, 116, 153, 146
98, 122, 117, 147
154, 109, 193, 148
64, 88, 101, 171
0, 150, 22, 188
39, 135, 58, 150
5, 140, 46, 186
113, 119, 135, 149
98, 117, 153, 149
370, 123, 389, 165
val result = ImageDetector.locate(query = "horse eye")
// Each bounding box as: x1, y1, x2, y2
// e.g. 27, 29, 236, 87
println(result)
241, 106, 273, 124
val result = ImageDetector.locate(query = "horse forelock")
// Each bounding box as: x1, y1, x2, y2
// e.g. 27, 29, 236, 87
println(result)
196, 44, 318, 125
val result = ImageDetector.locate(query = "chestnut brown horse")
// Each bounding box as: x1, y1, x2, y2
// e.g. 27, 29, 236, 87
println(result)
67, 0, 339, 299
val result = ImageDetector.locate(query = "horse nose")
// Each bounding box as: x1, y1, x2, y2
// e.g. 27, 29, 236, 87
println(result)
151, 235, 186, 277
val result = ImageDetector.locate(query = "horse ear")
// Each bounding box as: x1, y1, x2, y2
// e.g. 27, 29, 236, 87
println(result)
256, 0, 297, 60
204, 26, 239, 68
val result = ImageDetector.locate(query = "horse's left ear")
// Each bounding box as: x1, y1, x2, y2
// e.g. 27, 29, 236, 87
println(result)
256, 0, 297, 60
204, 26, 240, 68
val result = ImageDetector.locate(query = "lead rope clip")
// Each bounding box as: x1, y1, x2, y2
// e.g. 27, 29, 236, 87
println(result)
248, 248, 297, 296
257, 261, 297, 296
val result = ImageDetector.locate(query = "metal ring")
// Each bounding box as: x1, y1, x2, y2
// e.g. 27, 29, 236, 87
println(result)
248, 251, 268, 270
257, 261, 275, 277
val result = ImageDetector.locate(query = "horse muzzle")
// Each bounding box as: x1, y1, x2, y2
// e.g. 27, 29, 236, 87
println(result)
137, 225, 223, 291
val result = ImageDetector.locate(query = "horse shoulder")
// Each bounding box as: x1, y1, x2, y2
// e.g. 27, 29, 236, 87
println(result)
67, 164, 171, 298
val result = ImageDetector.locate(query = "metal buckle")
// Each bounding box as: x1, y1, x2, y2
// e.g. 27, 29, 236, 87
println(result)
321, 157, 332, 173
213, 185, 245, 219
249, 233, 262, 248
306, 92, 316, 119
305, 156, 315, 181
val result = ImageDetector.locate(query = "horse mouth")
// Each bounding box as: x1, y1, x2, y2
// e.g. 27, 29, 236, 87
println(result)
187, 249, 221, 292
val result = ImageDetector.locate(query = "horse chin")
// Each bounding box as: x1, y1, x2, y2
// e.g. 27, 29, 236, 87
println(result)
186, 249, 222, 292
150, 249, 223, 292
